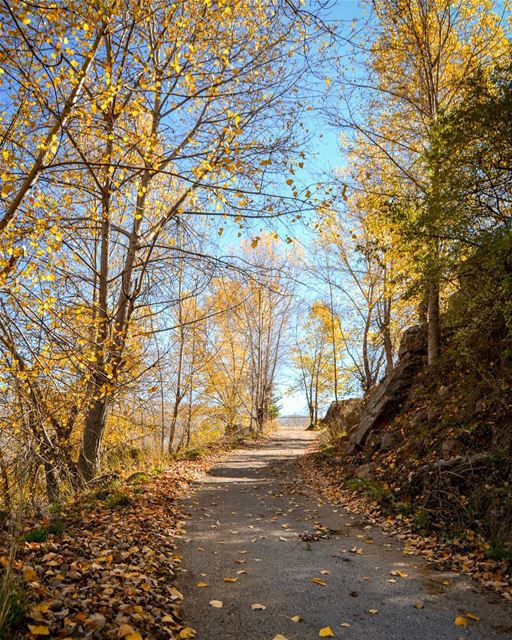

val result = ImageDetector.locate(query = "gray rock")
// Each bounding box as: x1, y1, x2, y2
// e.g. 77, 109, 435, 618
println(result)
348, 353, 423, 452
398, 325, 427, 359
355, 463, 373, 479
322, 398, 364, 441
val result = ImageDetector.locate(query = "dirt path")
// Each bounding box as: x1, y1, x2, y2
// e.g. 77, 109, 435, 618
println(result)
177, 426, 512, 639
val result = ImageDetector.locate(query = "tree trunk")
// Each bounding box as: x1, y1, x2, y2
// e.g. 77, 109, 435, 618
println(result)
77, 396, 109, 482
427, 277, 440, 366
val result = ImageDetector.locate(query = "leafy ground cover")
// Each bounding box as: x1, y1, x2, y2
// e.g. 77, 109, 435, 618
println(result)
0, 450, 230, 640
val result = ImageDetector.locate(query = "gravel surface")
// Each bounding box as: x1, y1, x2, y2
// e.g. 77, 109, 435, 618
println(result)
177, 426, 512, 639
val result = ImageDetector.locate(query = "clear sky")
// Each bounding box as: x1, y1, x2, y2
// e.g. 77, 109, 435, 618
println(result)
277, 0, 365, 416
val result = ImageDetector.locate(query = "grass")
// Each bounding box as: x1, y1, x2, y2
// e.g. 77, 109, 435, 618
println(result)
22, 519, 66, 543
105, 491, 133, 509
0, 574, 26, 640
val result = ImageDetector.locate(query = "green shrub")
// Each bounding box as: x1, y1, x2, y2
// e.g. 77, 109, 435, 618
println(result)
105, 491, 133, 509
22, 519, 65, 543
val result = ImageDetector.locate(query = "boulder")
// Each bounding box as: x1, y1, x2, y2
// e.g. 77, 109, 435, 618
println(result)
355, 463, 373, 479
398, 325, 427, 359
348, 352, 423, 452
322, 398, 364, 441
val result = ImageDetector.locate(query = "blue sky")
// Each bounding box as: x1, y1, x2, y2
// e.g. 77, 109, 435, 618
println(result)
277, 0, 365, 416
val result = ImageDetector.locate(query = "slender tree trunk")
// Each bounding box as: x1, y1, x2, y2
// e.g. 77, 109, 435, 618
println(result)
427, 277, 440, 366
383, 295, 393, 374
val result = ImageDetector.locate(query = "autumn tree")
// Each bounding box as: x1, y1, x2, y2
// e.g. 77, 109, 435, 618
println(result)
331, 0, 508, 367
291, 302, 345, 429
0, 0, 328, 495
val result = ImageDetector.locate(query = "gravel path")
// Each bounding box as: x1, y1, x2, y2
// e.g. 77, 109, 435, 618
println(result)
177, 426, 512, 639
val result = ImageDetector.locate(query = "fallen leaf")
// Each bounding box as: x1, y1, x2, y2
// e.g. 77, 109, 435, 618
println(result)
273, 636, 288, 640
126, 634, 142, 640
209, 600, 223, 608
179, 628, 196, 638
118, 625, 137, 639
463, 611, 480, 621
413, 602, 424, 609
291, 615, 302, 622
368, 609, 379, 615
224, 577, 238, 583
311, 578, 327, 586
196, 582, 208, 588
28, 626, 50, 636
390, 570, 408, 578
454, 616, 470, 627
24, 568, 39, 582
251, 603, 266, 610
279, 536, 288, 542
319, 626, 334, 637
340, 622, 351, 628
320, 570, 331, 575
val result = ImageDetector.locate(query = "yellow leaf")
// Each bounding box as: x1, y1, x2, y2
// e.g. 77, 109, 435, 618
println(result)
196, 582, 208, 587
28, 626, 50, 636
390, 570, 408, 578
319, 627, 334, 637
463, 611, 480, 621
368, 609, 379, 615
126, 634, 142, 640
454, 616, 470, 627
291, 615, 302, 622
273, 636, 288, 640
1, 184, 13, 198
118, 625, 136, 638
223, 577, 238, 583
179, 628, 196, 639
311, 578, 327, 586
24, 568, 38, 582
209, 600, 223, 608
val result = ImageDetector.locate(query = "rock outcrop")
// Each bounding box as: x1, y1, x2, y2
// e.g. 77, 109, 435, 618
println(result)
348, 325, 427, 452
322, 398, 363, 441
